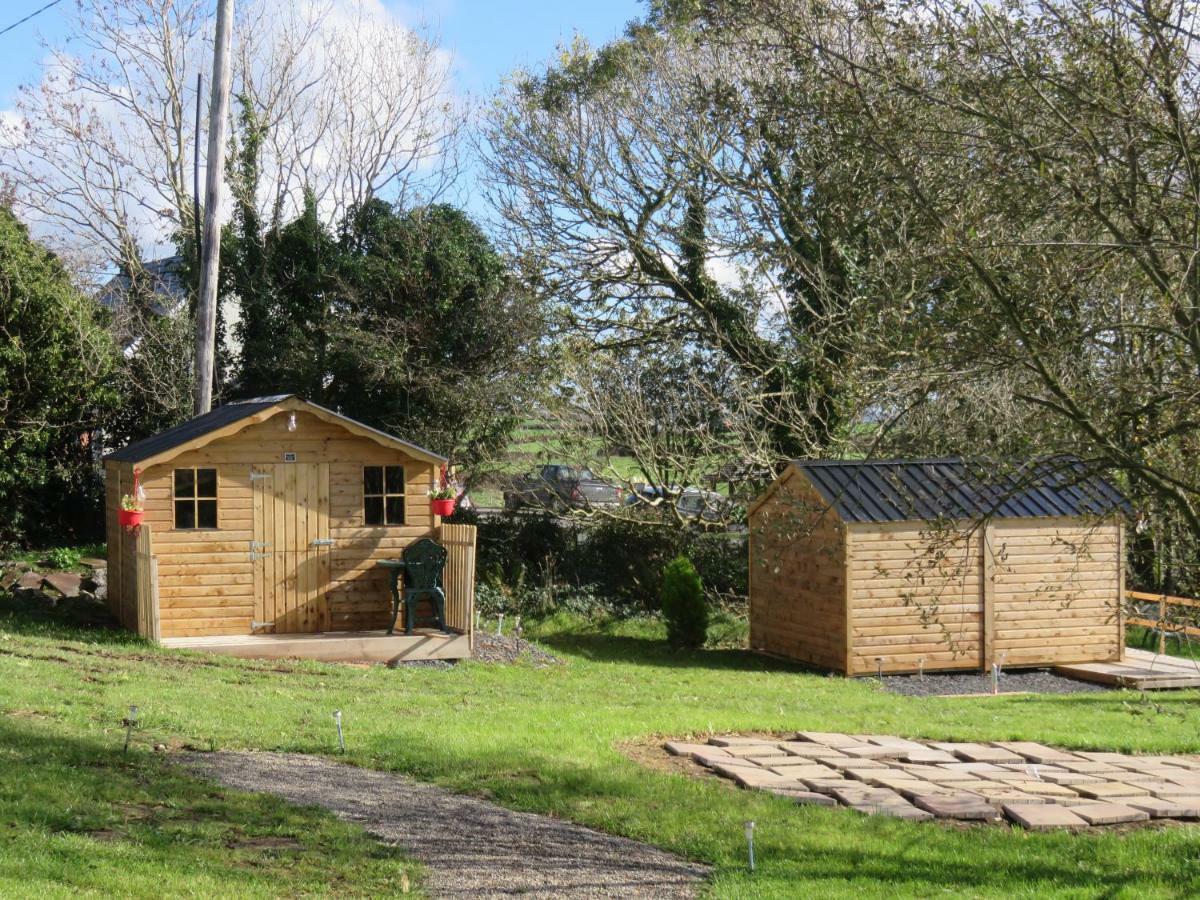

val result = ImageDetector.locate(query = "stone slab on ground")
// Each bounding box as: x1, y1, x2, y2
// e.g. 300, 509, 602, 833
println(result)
1003, 803, 1088, 830
716, 765, 800, 789
665, 742, 713, 757
912, 793, 1000, 820
778, 743, 846, 759
16, 571, 43, 589
691, 753, 755, 769
991, 742, 1081, 764
794, 732, 860, 748
42, 572, 82, 597
79, 557, 107, 568
1041, 771, 1104, 785
768, 764, 839, 780
1017, 782, 1081, 799
0, 569, 20, 591
182, 752, 709, 899
824, 757, 890, 771
940, 762, 1003, 774
1075, 752, 1137, 764
901, 749, 959, 764
839, 743, 899, 759
1059, 761, 1124, 774
853, 802, 934, 821
708, 736, 776, 748
721, 744, 782, 758
745, 755, 797, 766
764, 788, 838, 807
902, 767, 978, 783
860, 735, 928, 751
1125, 797, 1200, 819
930, 743, 1024, 764
976, 790, 1048, 806
1073, 782, 1150, 800
801, 778, 853, 795
1069, 802, 1150, 826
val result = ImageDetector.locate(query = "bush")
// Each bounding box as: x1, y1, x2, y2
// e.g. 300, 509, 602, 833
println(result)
660, 556, 708, 649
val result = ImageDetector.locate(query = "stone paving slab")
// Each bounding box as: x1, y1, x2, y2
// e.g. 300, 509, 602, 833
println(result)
1074, 782, 1150, 799
911, 793, 1000, 820
778, 742, 846, 759
674, 734, 1200, 830
991, 742, 1082, 764
43, 572, 82, 597
794, 732, 860, 748
1003, 803, 1088, 830
1070, 802, 1150, 825
16, 571, 43, 589
1126, 797, 1200, 819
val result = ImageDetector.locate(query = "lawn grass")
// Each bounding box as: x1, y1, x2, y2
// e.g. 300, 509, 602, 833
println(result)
1, 605, 1199, 897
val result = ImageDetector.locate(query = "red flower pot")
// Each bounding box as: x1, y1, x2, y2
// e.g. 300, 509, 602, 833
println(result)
431, 498, 456, 517
119, 508, 144, 528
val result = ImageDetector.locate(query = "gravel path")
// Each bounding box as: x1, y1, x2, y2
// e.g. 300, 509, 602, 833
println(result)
179, 751, 708, 898
876, 669, 1111, 697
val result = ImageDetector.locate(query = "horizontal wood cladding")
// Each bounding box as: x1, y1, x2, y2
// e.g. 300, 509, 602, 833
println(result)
127, 407, 440, 638
990, 520, 1121, 664
749, 470, 846, 670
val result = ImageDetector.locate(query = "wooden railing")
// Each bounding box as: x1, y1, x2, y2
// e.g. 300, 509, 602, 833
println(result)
438, 523, 477, 646
1125, 589, 1200, 653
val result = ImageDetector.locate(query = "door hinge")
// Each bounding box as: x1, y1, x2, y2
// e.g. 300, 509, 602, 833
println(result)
249, 540, 272, 560
250, 471, 273, 481
310, 538, 334, 547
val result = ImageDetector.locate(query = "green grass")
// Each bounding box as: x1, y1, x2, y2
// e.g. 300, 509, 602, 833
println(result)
3, 543, 105, 573
2, 605, 1200, 897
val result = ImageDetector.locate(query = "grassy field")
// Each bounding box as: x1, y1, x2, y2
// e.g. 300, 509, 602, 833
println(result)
2, 605, 1200, 897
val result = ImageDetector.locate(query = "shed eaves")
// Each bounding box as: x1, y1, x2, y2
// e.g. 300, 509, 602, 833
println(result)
105, 395, 447, 465
795, 458, 1128, 524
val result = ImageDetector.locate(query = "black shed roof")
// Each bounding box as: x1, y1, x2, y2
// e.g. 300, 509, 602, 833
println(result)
793, 458, 1128, 524
106, 395, 446, 465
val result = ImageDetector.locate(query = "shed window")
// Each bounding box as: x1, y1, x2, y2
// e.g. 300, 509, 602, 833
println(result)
364, 465, 405, 526
174, 467, 218, 529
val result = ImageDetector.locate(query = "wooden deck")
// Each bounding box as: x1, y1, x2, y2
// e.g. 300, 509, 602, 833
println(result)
1053, 648, 1200, 690
161, 629, 471, 664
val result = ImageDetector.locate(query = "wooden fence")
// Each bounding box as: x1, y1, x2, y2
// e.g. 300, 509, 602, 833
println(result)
438, 523, 477, 647
1126, 589, 1200, 653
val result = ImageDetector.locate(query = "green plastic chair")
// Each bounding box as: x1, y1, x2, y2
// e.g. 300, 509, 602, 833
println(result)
390, 538, 448, 635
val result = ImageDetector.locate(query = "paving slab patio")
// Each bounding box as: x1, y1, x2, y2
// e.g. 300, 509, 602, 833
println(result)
669, 732, 1200, 830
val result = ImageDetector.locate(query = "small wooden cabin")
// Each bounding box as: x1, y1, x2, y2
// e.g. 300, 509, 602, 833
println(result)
748, 459, 1127, 675
103, 395, 475, 662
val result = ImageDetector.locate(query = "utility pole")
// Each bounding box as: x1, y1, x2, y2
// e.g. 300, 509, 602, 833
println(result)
193, 0, 234, 415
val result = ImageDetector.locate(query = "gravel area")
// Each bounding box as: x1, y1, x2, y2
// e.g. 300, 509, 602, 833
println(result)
179, 751, 707, 898
875, 669, 1111, 696
471, 631, 561, 666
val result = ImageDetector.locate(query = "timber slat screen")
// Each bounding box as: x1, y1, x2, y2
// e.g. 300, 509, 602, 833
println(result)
1125, 590, 1200, 652
438, 523, 477, 645
135, 525, 160, 641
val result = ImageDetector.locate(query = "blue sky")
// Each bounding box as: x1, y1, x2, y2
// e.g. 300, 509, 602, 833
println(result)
0, 1, 645, 107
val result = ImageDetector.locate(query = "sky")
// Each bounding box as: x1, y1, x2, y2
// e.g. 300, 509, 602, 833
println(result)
0, 0, 645, 107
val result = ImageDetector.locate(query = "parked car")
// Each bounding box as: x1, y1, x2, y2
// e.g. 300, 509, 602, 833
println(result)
675, 488, 729, 524
504, 465, 623, 511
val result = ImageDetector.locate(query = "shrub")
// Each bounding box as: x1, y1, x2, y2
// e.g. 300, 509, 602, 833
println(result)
45, 547, 82, 570
660, 556, 708, 648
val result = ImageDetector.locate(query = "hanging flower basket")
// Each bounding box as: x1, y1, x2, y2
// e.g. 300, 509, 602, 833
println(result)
120, 485, 144, 529
430, 497, 456, 517
119, 508, 144, 528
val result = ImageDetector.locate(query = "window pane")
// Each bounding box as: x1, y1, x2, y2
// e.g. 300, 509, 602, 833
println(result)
174, 500, 196, 529
174, 468, 195, 497
385, 495, 406, 525
363, 466, 383, 496
385, 465, 405, 493
364, 496, 384, 526
197, 499, 217, 529
196, 468, 217, 498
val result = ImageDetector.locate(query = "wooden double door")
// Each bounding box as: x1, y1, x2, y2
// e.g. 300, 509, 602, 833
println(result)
251, 463, 331, 633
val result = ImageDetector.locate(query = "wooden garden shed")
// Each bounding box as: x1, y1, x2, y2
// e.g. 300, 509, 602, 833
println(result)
103, 395, 476, 662
748, 459, 1128, 675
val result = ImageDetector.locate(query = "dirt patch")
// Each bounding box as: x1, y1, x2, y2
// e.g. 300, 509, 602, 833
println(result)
470, 631, 561, 666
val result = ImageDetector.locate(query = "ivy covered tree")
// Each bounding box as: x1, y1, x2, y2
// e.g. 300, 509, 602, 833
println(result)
0, 207, 117, 545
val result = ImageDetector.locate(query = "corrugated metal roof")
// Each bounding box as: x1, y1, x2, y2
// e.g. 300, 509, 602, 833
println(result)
794, 458, 1128, 523
106, 395, 447, 465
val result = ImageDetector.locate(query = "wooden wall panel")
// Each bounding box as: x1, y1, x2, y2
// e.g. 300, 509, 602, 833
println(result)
991, 519, 1122, 665
847, 525, 982, 675
748, 470, 847, 670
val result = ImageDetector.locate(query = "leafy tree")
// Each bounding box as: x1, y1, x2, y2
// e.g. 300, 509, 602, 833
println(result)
328, 202, 545, 466
660, 555, 708, 648
0, 207, 117, 545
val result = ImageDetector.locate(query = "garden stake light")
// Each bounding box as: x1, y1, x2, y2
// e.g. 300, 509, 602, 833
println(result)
497, 613, 504, 637
123, 705, 138, 753
334, 710, 345, 753
918, 657, 925, 680
991, 663, 1000, 695
745, 820, 756, 872
875, 657, 885, 682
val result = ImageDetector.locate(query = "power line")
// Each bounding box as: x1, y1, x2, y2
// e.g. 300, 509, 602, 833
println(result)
0, 0, 64, 39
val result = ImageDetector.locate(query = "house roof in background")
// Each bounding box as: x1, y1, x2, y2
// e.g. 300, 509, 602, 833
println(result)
106, 395, 447, 466
793, 458, 1129, 523
96, 256, 188, 316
